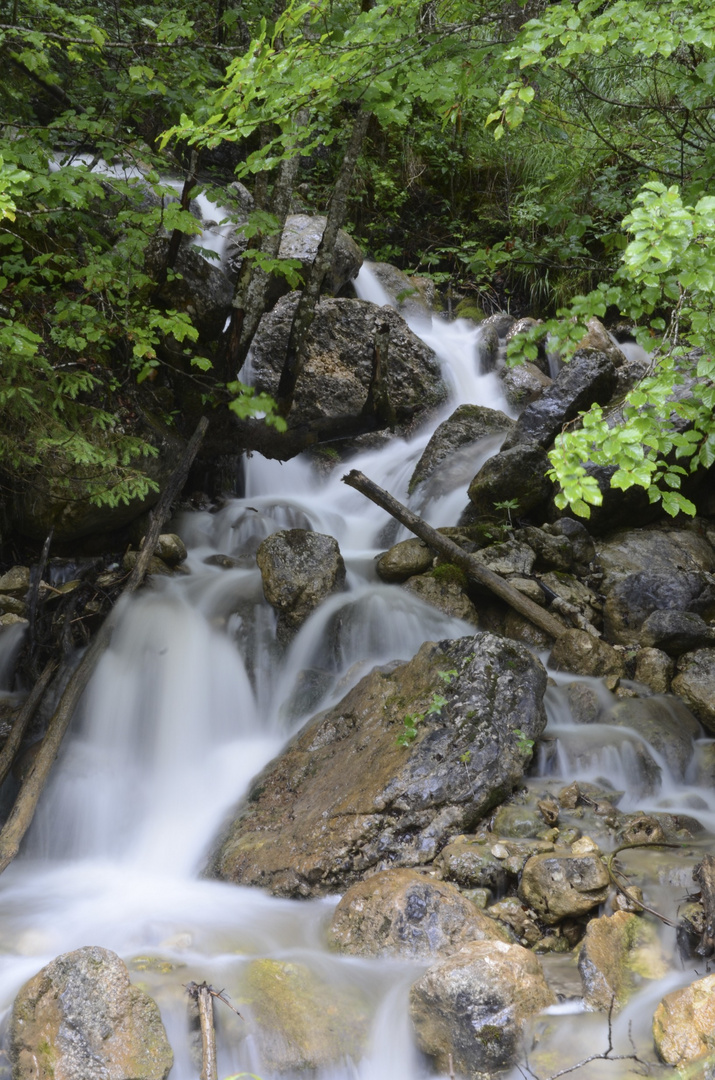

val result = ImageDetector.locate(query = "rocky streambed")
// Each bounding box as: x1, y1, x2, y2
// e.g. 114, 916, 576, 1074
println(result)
0, 262, 714, 1080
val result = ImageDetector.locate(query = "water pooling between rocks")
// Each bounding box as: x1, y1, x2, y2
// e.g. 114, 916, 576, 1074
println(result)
0, 266, 712, 1079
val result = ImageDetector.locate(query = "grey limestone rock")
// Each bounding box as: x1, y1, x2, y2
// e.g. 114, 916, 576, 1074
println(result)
10, 945, 173, 1080
503, 348, 617, 451
249, 295, 448, 435
409, 940, 555, 1073
326, 868, 508, 959
256, 529, 346, 644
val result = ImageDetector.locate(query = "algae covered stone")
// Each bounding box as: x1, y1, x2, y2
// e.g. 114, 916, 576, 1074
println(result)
10, 945, 173, 1080
578, 911, 668, 1011
653, 973, 715, 1067
237, 958, 370, 1072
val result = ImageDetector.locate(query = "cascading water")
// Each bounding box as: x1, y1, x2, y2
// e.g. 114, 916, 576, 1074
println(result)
0, 265, 711, 1079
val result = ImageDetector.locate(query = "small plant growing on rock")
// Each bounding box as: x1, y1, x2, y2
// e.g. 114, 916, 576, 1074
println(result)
493, 497, 519, 528
513, 728, 534, 756
396, 712, 423, 745
397, 690, 450, 746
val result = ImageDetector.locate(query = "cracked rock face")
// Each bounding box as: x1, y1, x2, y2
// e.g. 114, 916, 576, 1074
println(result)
207, 633, 547, 897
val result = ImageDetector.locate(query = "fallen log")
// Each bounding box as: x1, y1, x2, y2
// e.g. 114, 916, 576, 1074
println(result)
0, 416, 209, 874
0, 659, 56, 791
342, 468, 567, 641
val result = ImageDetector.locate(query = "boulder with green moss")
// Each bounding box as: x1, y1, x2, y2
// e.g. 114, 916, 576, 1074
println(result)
236, 958, 371, 1072
578, 911, 668, 1011
10, 946, 173, 1080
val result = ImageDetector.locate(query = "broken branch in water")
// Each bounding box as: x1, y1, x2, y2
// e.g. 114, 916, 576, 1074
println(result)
342, 469, 568, 641
185, 980, 243, 1080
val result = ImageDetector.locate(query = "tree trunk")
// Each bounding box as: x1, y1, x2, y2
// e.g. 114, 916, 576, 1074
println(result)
222, 110, 307, 383
276, 109, 371, 415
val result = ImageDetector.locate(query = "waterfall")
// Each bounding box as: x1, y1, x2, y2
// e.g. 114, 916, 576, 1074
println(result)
0, 265, 710, 1079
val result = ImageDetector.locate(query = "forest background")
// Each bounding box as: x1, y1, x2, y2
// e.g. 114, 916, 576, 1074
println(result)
2, 0, 715, 529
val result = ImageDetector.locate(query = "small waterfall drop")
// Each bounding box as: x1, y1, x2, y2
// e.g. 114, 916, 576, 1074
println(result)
0, 261, 709, 1080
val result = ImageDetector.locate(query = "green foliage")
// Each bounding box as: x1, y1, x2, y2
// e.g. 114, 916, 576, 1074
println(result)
513, 729, 534, 757
396, 689, 449, 746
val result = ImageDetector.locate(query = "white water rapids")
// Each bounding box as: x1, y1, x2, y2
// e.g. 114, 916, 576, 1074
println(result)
0, 265, 711, 1078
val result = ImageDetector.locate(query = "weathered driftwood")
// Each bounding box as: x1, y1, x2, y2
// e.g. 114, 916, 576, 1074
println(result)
0, 416, 209, 875
342, 468, 567, 641
186, 982, 218, 1080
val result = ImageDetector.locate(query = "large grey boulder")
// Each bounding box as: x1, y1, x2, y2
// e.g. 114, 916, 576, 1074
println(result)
596, 526, 715, 591
256, 529, 346, 643
409, 940, 555, 1073
640, 609, 715, 656
467, 441, 553, 520
503, 348, 617, 450
408, 404, 513, 494
499, 360, 552, 410
672, 649, 715, 734
326, 868, 508, 958
603, 571, 715, 645
10, 946, 173, 1080
207, 633, 547, 897
278, 214, 363, 297
249, 295, 448, 434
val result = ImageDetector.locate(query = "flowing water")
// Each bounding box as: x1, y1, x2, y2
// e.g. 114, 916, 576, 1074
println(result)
0, 266, 710, 1078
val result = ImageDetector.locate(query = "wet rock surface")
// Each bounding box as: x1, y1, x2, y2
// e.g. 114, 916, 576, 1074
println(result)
278, 214, 363, 297
207, 633, 547, 896
672, 648, 715, 733
502, 349, 617, 450
10, 945, 173, 1080
326, 868, 509, 958
409, 405, 513, 494
467, 441, 553, 520
256, 529, 346, 643
235, 958, 371, 1072
250, 295, 448, 434
653, 973, 715, 1067
409, 940, 555, 1073
578, 910, 668, 1010
402, 573, 479, 625
376, 538, 434, 582
518, 849, 610, 924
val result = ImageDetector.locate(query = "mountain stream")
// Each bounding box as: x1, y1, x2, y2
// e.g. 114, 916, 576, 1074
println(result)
0, 265, 711, 1079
